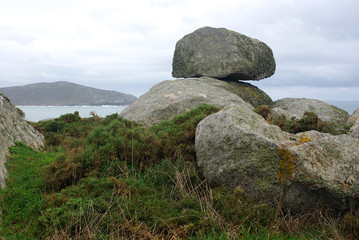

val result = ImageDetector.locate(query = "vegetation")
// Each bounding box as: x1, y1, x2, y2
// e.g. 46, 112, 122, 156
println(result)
1, 104, 358, 239
254, 105, 330, 134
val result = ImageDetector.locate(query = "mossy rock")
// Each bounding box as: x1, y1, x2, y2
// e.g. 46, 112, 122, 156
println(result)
196, 104, 359, 213
202, 78, 273, 107
172, 26, 276, 81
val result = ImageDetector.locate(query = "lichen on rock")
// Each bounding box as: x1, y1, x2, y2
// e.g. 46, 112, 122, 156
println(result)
172, 26, 276, 81
195, 104, 359, 212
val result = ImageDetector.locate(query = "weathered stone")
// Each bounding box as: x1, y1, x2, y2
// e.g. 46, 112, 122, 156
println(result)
172, 26, 276, 81
273, 98, 350, 134
202, 77, 273, 107
349, 122, 359, 139
0, 92, 44, 188
196, 104, 359, 212
196, 104, 291, 200
347, 108, 359, 139
119, 77, 253, 127
347, 108, 359, 126
284, 131, 359, 211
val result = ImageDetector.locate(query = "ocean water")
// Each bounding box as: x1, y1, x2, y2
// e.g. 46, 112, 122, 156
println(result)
324, 100, 359, 115
18, 105, 128, 122
17, 100, 359, 122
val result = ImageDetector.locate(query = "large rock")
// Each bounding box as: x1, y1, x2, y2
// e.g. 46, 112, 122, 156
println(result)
196, 104, 359, 212
172, 26, 276, 81
273, 98, 350, 134
0, 92, 44, 188
119, 77, 253, 127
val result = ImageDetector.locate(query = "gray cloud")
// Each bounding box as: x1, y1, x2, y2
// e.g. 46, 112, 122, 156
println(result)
0, 0, 358, 100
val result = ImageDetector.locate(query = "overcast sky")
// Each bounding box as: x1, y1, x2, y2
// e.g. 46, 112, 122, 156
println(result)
0, 0, 358, 100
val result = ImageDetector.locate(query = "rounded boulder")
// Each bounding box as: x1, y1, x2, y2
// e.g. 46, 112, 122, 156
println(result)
172, 26, 276, 81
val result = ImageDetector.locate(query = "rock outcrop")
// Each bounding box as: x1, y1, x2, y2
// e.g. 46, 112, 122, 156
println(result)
172, 26, 276, 81
0, 92, 44, 188
119, 77, 253, 127
196, 104, 359, 212
273, 98, 350, 134
348, 108, 359, 138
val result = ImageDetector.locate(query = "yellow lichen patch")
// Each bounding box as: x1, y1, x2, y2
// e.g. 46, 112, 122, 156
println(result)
299, 133, 311, 143
240, 87, 259, 99
342, 179, 351, 189
277, 148, 295, 184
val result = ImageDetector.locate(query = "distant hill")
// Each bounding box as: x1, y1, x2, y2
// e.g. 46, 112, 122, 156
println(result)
0, 81, 137, 106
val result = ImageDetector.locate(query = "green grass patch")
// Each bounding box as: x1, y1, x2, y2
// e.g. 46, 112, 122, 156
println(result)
0, 141, 59, 239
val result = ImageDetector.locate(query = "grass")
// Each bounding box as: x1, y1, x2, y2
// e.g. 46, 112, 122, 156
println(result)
1, 104, 358, 239
0, 141, 59, 239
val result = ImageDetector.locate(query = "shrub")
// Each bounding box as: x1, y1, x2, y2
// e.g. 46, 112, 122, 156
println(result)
42, 104, 220, 191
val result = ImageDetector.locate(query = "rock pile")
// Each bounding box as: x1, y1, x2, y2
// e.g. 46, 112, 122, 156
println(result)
0, 91, 44, 188
120, 77, 272, 126
120, 27, 275, 125
120, 26, 357, 213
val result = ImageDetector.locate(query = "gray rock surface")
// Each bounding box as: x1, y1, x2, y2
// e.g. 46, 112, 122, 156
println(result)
348, 108, 359, 139
349, 122, 359, 139
119, 77, 253, 127
347, 108, 359, 125
273, 98, 350, 134
172, 26, 276, 81
0, 92, 44, 188
196, 104, 359, 212
203, 78, 273, 107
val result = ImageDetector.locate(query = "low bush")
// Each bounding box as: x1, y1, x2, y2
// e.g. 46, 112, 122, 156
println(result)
42, 104, 220, 191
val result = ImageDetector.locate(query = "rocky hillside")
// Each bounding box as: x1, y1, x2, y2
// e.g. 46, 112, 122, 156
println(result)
0, 81, 137, 106
0, 91, 44, 188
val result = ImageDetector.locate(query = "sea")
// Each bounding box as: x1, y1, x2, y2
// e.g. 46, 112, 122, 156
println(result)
17, 100, 359, 122
18, 105, 128, 122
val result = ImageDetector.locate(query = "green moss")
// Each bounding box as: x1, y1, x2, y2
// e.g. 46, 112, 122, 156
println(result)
225, 137, 279, 195
216, 81, 273, 107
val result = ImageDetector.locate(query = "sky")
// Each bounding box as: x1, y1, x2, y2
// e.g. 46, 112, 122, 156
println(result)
0, 0, 358, 100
